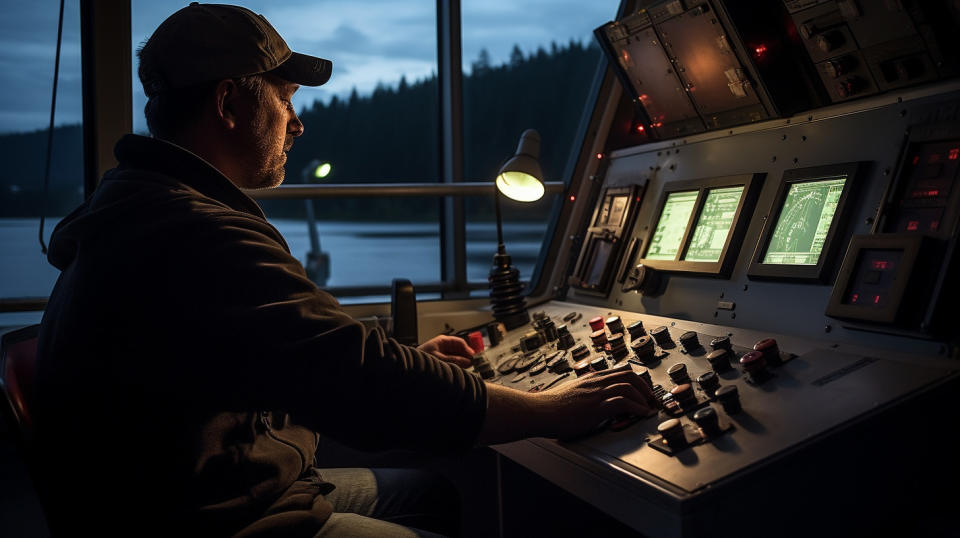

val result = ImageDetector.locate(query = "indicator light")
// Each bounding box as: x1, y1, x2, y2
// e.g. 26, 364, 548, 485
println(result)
569, 195, 576, 202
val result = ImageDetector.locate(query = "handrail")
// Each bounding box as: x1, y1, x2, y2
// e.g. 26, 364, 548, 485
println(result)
245, 181, 566, 200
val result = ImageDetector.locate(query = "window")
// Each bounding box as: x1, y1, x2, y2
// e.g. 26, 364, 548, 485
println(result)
0, 0, 84, 325
132, 1, 441, 300
461, 0, 620, 283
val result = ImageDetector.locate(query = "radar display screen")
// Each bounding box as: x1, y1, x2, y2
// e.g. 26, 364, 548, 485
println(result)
646, 190, 698, 260
683, 186, 745, 262
762, 176, 847, 265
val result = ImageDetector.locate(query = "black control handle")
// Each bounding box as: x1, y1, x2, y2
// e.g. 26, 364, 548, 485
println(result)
391, 278, 418, 346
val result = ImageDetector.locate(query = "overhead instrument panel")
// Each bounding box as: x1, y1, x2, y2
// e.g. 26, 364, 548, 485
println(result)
571, 184, 645, 295
748, 162, 861, 281
636, 173, 763, 277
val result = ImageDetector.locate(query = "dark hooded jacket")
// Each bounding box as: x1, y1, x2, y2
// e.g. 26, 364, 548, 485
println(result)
33, 134, 487, 536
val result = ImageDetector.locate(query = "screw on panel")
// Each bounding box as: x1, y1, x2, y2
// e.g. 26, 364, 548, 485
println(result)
899, 109, 907, 117
714, 311, 719, 317
807, 115, 813, 121
781, 134, 787, 141
865, 216, 874, 225
824, 325, 832, 333
731, 313, 737, 319
743, 284, 749, 291
771, 156, 777, 162
883, 168, 891, 176
719, 291, 725, 298
801, 136, 807, 142
670, 164, 676, 170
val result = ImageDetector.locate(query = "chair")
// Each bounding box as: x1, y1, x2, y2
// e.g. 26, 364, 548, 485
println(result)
1, 323, 41, 449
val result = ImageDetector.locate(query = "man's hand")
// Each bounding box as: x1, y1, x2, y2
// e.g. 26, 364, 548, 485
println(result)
478, 364, 659, 444
417, 335, 474, 368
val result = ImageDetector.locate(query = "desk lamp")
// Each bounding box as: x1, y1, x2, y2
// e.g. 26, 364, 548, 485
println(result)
489, 129, 545, 330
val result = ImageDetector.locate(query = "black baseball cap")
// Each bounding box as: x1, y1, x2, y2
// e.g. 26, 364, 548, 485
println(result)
138, 3, 332, 97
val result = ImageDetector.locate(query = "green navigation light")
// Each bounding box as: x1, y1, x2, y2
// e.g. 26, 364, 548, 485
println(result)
313, 162, 332, 179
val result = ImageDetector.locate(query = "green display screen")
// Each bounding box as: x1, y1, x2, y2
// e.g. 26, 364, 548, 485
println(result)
645, 190, 698, 260
683, 185, 745, 262
762, 176, 847, 265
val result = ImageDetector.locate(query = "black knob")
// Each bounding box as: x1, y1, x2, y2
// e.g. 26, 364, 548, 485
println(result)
753, 338, 782, 366
716, 385, 742, 414
608, 333, 629, 362
520, 331, 543, 352
697, 371, 720, 397
540, 317, 558, 342
627, 320, 646, 340
706, 349, 732, 373
590, 329, 608, 350
667, 363, 691, 385
650, 326, 674, 348
710, 336, 732, 352
658, 418, 687, 450
570, 344, 590, 363
631, 336, 656, 364
678, 331, 700, 353
693, 406, 722, 437
556, 325, 575, 350
671, 383, 697, 409
606, 315, 625, 335
590, 356, 609, 372
637, 368, 652, 388
573, 359, 593, 378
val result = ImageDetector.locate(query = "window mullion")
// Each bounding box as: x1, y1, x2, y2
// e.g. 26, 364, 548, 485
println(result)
437, 0, 467, 298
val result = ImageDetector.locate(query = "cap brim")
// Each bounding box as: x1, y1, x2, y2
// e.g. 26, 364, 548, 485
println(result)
272, 52, 333, 86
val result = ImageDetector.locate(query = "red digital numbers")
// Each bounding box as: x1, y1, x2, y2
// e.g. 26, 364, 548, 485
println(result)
949, 148, 959, 160
906, 220, 919, 231
851, 293, 859, 303
871, 260, 889, 270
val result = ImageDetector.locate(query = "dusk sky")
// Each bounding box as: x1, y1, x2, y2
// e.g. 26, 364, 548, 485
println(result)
0, 0, 619, 135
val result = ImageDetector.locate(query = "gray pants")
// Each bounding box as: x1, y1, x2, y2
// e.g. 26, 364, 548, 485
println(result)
315, 468, 458, 537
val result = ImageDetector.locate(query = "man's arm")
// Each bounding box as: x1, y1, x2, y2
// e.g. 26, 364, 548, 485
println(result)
478, 365, 660, 444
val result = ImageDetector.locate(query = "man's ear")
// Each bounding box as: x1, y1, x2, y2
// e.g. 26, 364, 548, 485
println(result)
213, 79, 239, 130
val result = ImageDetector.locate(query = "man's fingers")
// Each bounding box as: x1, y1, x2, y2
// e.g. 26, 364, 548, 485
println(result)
602, 382, 650, 405
435, 353, 472, 368
602, 395, 654, 418
595, 365, 658, 404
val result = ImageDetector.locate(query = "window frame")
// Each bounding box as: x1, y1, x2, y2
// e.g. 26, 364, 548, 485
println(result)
70, 0, 616, 304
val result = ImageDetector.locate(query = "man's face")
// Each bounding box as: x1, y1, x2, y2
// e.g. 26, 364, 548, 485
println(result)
233, 75, 303, 189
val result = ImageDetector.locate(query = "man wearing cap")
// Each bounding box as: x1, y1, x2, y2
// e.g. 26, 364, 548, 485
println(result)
34, 4, 658, 537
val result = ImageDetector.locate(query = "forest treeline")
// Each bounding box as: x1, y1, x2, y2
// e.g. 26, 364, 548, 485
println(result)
0, 40, 601, 220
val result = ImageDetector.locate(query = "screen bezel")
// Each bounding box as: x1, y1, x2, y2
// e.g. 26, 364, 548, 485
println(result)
637, 173, 764, 277
748, 162, 862, 282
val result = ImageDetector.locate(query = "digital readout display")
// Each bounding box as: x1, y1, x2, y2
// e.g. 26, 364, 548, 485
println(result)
646, 190, 698, 260
842, 248, 904, 308
683, 186, 744, 262
762, 176, 847, 265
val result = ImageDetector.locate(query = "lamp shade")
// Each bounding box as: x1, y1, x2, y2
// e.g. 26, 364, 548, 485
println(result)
496, 129, 544, 202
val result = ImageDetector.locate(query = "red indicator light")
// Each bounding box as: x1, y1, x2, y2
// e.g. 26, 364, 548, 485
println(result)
873, 295, 881, 305
931, 220, 939, 231
906, 220, 919, 231
569, 195, 576, 202
851, 293, 859, 303
753, 44, 768, 58
635, 124, 645, 133
596, 153, 603, 160
653, 122, 663, 128
912, 189, 940, 198
950, 148, 959, 160
872, 260, 889, 270
636, 196, 642, 202
912, 155, 920, 165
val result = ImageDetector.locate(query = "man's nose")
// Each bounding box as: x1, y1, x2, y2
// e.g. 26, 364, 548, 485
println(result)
289, 114, 304, 137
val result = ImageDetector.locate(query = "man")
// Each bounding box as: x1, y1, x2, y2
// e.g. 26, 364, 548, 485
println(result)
34, 4, 658, 537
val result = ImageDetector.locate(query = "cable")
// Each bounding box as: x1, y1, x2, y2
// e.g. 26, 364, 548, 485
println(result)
39, 0, 66, 255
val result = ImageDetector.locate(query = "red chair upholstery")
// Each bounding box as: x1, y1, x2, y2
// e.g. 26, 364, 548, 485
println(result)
1, 324, 40, 448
